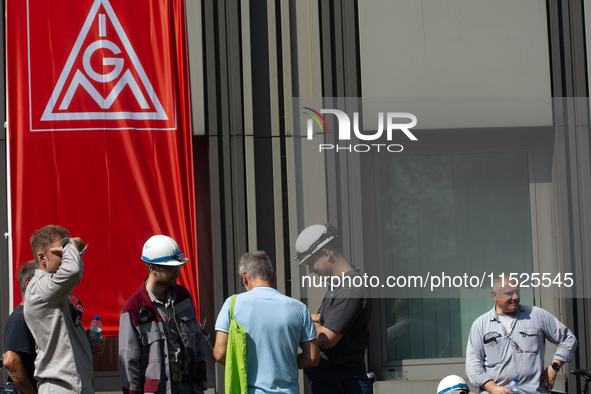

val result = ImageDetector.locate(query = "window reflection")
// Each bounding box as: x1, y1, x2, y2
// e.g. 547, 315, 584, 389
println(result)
380, 153, 534, 360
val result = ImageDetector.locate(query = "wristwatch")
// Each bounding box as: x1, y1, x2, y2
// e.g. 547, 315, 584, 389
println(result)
551, 362, 560, 371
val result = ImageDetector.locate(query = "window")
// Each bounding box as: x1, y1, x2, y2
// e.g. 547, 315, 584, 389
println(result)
379, 152, 535, 361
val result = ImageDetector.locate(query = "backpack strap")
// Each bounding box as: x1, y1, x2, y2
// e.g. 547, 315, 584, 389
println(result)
229, 294, 237, 321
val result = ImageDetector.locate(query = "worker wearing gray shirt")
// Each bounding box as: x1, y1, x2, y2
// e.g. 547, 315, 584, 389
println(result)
24, 225, 105, 394
466, 273, 577, 394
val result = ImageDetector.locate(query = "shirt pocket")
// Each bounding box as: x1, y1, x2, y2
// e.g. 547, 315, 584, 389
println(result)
177, 311, 198, 339
515, 327, 539, 353
483, 331, 503, 367
141, 330, 165, 363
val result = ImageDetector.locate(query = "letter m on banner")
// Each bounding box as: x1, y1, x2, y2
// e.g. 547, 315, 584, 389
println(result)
6, 0, 200, 335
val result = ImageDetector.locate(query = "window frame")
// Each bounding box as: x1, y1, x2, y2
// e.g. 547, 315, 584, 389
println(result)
361, 127, 557, 379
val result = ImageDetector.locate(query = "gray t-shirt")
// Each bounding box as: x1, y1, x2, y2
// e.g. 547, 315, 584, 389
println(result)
314, 268, 371, 368
497, 313, 514, 334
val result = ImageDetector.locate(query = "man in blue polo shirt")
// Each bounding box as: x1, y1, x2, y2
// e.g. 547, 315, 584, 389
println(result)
213, 251, 319, 393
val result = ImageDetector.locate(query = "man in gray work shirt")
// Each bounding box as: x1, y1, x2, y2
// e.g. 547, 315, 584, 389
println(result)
466, 273, 577, 394
24, 225, 105, 394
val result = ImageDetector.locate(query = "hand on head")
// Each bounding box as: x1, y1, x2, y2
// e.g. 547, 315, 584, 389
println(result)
49, 237, 86, 256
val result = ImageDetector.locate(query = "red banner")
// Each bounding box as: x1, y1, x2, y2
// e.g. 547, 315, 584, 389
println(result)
6, 0, 199, 336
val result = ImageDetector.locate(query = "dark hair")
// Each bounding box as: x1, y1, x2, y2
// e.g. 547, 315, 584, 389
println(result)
18, 260, 37, 296
324, 238, 343, 253
30, 225, 71, 262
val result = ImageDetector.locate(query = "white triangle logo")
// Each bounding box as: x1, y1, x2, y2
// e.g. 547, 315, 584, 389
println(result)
41, 0, 168, 121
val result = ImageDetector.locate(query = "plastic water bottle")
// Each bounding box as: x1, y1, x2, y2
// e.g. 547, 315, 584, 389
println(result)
507, 378, 519, 393
89, 315, 102, 344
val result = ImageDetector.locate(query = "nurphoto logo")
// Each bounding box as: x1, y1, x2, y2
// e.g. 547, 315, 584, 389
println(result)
302, 107, 418, 153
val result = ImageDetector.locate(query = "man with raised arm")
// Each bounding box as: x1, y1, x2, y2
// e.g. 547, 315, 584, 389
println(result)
24, 225, 105, 394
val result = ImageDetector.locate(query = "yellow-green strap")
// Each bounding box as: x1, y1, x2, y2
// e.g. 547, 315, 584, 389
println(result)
229, 294, 237, 321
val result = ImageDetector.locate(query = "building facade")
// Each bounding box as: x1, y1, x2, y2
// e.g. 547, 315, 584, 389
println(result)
2, 1, 591, 393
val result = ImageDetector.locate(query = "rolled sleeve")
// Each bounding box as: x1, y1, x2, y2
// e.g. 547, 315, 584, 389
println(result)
542, 310, 577, 362
465, 320, 494, 389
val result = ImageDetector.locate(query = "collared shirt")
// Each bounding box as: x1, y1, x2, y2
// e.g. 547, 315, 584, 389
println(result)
24, 239, 94, 394
466, 304, 577, 394
146, 287, 186, 378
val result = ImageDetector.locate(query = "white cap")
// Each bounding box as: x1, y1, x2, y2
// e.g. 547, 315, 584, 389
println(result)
437, 375, 470, 394
141, 235, 188, 266
294, 223, 338, 265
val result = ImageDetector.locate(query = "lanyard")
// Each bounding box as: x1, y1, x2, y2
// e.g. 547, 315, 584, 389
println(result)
504, 311, 521, 352
509, 314, 518, 333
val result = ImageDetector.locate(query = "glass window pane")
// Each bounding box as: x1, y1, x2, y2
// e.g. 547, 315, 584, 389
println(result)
380, 153, 534, 360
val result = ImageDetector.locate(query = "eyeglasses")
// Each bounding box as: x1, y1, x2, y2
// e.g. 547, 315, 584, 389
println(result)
68, 293, 84, 327
159, 265, 181, 273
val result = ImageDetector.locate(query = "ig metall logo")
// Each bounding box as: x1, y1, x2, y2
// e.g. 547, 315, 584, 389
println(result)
302, 108, 417, 153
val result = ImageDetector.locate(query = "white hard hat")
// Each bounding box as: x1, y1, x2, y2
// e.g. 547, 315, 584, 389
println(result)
437, 375, 470, 394
294, 223, 338, 265
141, 235, 188, 266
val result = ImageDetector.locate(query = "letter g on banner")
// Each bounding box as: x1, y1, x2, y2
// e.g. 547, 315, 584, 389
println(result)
83, 40, 124, 82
